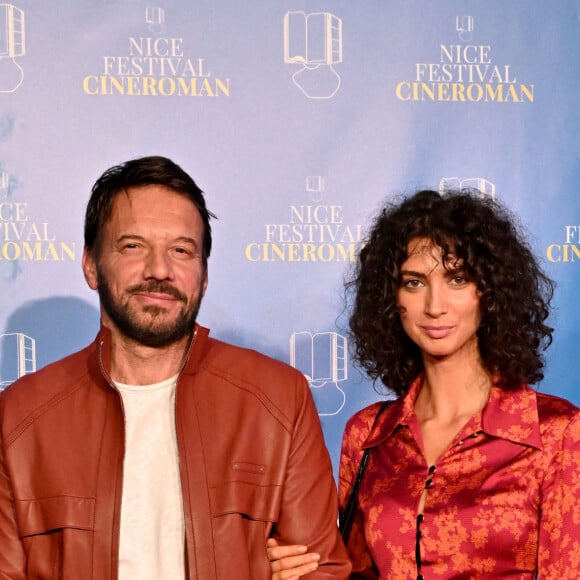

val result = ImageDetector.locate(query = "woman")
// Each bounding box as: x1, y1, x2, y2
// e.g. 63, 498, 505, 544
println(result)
269, 189, 580, 579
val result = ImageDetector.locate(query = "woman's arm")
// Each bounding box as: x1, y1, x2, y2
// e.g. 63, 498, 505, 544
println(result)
537, 408, 580, 576
337, 406, 382, 579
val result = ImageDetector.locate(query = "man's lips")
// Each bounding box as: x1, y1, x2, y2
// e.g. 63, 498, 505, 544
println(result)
133, 291, 179, 303
135, 292, 178, 301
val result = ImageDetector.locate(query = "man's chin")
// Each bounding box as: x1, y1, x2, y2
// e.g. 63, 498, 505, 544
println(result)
124, 324, 193, 348
106, 309, 196, 348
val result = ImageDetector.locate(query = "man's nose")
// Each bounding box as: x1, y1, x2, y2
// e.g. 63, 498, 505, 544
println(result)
143, 248, 174, 280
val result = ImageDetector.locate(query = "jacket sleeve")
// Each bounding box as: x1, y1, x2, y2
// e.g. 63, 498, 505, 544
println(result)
271, 373, 351, 579
0, 430, 27, 579
537, 408, 580, 576
337, 407, 380, 579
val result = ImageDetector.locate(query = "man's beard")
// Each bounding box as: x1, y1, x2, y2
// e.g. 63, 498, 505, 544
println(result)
96, 272, 202, 348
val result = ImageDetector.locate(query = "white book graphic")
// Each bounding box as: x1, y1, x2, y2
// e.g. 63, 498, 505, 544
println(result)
439, 177, 496, 200
290, 331, 347, 416
283, 11, 342, 99
0, 4, 25, 92
0, 332, 36, 390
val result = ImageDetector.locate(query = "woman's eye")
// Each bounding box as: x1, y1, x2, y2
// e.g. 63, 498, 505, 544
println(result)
451, 275, 467, 285
404, 279, 422, 288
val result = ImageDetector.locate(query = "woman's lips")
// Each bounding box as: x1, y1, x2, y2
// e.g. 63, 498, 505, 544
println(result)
421, 325, 454, 339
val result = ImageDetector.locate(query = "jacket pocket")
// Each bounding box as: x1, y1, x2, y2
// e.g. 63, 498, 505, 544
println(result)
16, 495, 95, 537
16, 496, 95, 580
209, 482, 279, 580
209, 479, 281, 522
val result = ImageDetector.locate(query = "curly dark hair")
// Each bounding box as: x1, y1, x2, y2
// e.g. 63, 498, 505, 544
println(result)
347, 189, 554, 396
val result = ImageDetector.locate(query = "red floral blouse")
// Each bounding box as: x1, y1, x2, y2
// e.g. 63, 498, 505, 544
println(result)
338, 379, 580, 579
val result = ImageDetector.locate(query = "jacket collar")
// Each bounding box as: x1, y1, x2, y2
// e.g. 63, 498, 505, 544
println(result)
181, 324, 210, 375
363, 376, 543, 451
94, 322, 210, 381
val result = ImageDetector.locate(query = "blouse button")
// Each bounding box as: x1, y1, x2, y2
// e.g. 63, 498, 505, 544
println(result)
428, 465, 436, 474
425, 479, 432, 487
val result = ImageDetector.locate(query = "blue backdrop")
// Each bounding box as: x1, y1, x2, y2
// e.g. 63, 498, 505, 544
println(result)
1, 0, 578, 473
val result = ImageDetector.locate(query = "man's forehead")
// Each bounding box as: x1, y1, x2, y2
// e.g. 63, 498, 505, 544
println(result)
107, 185, 199, 217
99, 187, 204, 243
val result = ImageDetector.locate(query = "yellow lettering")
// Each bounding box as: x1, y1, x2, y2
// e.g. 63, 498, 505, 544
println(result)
61, 242, 76, 260
2, 242, 20, 260
395, 82, 410, 101
396, 82, 535, 104
215, 78, 230, 96
546, 244, 560, 262
520, 84, 534, 103
82, 76, 98, 95
245, 243, 259, 262
22, 242, 42, 260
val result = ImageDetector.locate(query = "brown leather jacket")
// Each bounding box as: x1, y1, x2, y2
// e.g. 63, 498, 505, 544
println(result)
0, 324, 351, 579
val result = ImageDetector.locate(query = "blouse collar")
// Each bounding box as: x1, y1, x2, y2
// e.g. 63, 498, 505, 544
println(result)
363, 376, 543, 451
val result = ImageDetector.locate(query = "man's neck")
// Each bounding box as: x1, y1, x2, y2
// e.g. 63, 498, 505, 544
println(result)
108, 334, 191, 386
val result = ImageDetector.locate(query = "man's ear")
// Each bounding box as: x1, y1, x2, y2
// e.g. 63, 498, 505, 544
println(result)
82, 246, 99, 290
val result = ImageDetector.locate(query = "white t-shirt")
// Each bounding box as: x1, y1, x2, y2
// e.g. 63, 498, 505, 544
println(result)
115, 375, 185, 580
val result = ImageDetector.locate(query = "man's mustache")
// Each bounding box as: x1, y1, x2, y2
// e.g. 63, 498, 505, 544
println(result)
127, 282, 187, 303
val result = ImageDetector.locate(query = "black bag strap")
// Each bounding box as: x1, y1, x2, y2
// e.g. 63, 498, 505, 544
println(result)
339, 400, 392, 543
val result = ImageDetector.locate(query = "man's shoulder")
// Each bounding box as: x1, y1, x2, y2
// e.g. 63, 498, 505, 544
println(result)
0, 342, 96, 425
181, 331, 319, 432
202, 336, 304, 385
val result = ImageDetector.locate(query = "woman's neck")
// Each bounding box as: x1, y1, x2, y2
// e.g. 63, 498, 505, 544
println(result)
417, 349, 491, 419
414, 361, 492, 466
417, 374, 490, 421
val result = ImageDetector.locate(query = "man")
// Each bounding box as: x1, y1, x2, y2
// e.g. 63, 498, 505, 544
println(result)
0, 156, 350, 579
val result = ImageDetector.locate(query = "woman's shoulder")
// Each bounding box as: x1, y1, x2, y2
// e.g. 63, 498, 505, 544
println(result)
344, 399, 395, 437
534, 387, 579, 414
533, 388, 580, 429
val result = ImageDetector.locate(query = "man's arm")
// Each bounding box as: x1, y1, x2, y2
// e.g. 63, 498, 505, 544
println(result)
271, 373, 351, 579
0, 432, 27, 579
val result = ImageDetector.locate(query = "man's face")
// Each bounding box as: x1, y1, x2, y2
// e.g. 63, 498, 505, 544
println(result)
82, 185, 208, 348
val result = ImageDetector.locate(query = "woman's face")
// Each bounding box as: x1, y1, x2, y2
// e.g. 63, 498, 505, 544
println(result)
396, 237, 482, 363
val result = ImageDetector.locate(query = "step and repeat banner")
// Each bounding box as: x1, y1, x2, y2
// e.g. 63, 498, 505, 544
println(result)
1, 1, 578, 472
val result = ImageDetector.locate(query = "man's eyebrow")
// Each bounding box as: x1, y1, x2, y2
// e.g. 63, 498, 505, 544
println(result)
173, 236, 200, 248
114, 234, 199, 246
115, 234, 145, 244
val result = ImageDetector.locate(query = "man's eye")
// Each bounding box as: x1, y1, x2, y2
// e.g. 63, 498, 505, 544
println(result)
173, 246, 194, 256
